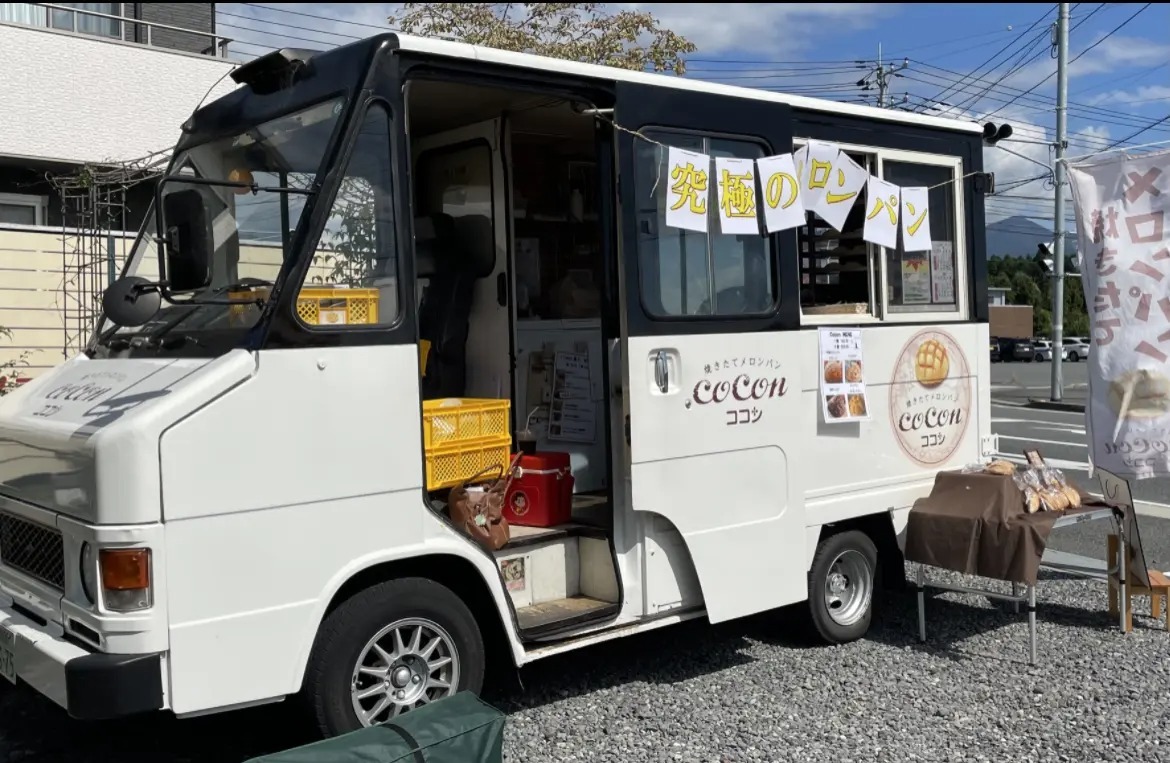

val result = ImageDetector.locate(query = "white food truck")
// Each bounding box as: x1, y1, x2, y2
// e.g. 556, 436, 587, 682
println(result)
0, 33, 998, 737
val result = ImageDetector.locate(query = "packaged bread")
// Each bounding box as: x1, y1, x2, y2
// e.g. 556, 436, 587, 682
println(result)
1042, 487, 1070, 511
1012, 471, 1042, 513
984, 459, 1016, 476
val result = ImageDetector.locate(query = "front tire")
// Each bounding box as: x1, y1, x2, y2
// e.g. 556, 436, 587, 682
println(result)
807, 530, 878, 645
301, 577, 485, 738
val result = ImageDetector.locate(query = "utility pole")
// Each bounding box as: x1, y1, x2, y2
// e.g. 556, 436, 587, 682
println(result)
1050, 3, 1069, 402
857, 44, 908, 108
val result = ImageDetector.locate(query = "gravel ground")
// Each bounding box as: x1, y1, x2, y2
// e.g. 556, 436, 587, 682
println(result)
4, 520, 1170, 763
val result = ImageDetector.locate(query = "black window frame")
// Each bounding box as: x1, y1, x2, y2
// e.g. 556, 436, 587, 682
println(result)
288, 98, 404, 335
632, 126, 781, 323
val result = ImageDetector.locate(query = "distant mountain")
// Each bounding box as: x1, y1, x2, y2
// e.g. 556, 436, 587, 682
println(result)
987, 216, 1049, 258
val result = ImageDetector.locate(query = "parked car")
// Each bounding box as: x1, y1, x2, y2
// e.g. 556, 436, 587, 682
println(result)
1063, 337, 1091, 361
1031, 339, 1068, 362
997, 337, 1035, 362
990, 337, 1001, 362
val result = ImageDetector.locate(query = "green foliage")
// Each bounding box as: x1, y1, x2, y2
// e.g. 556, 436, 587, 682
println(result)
388, 3, 698, 74
988, 254, 1090, 338
0, 326, 32, 396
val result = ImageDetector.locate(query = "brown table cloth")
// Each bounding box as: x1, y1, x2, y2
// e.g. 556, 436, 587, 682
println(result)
904, 470, 1118, 586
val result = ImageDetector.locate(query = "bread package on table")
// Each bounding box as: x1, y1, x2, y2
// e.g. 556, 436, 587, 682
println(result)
1011, 463, 1080, 513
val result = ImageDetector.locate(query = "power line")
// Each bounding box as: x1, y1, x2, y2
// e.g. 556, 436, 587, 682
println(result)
1095, 112, 1170, 153
920, 4, 1057, 111
980, 2, 1152, 121
903, 65, 1170, 136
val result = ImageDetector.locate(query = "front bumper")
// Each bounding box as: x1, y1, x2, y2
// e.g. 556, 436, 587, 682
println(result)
0, 598, 164, 720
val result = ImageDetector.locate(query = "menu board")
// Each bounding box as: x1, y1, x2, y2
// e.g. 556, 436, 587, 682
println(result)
819, 327, 870, 423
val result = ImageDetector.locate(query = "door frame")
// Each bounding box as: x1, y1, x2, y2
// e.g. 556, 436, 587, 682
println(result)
613, 81, 808, 623
410, 117, 515, 404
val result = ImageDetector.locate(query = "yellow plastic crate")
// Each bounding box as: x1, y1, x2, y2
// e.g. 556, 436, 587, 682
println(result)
425, 436, 512, 491
422, 398, 511, 449
297, 287, 379, 326
225, 286, 380, 327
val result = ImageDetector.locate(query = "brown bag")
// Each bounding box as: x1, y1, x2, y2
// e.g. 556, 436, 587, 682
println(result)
448, 455, 521, 552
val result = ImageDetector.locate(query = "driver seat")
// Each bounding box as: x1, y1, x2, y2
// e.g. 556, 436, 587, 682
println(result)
416, 214, 476, 399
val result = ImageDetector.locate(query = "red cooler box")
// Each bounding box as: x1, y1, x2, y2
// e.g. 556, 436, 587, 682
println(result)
503, 452, 574, 527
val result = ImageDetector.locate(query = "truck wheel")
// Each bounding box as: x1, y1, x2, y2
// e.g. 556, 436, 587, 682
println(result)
807, 530, 877, 645
302, 577, 485, 737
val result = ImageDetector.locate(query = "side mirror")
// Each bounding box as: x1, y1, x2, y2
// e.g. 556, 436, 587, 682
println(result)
101, 276, 162, 328
162, 188, 213, 292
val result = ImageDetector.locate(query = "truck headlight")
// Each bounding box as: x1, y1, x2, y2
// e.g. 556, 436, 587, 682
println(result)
98, 548, 153, 612
80, 542, 98, 605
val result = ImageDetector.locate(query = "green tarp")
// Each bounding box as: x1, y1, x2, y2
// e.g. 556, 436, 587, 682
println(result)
245, 692, 505, 763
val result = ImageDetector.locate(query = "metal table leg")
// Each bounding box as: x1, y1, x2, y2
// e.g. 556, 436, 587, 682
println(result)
1027, 584, 1037, 665
917, 564, 926, 643
1119, 513, 1128, 633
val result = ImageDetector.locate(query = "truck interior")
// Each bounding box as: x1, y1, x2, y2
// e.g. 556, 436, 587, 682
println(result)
406, 77, 623, 641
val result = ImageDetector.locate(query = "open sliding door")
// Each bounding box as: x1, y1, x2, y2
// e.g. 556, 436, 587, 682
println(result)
613, 82, 807, 623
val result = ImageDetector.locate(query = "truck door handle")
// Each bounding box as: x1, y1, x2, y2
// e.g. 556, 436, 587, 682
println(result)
653, 350, 669, 393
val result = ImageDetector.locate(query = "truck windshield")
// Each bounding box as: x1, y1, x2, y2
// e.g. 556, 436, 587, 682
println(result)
91, 97, 345, 353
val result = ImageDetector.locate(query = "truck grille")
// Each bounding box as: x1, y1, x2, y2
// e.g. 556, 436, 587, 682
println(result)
0, 512, 65, 590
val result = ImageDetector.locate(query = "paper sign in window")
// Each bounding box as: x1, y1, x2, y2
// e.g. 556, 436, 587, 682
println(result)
757, 153, 805, 233
812, 150, 868, 232
900, 186, 932, 251
665, 146, 710, 233
863, 176, 901, 250
802, 140, 839, 214
715, 157, 760, 235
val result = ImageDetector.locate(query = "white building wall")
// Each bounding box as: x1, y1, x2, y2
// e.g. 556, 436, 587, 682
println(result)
0, 21, 239, 164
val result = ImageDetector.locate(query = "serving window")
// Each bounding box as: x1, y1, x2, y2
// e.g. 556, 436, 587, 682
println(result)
794, 140, 968, 325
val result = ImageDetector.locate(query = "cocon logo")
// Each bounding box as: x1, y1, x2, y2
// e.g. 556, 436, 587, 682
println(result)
888, 329, 971, 466
686, 356, 789, 427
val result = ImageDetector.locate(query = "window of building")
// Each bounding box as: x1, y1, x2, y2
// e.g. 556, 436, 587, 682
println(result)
634, 129, 777, 318
794, 139, 966, 324
0, 193, 47, 226
1, 3, 121, 38
296, 103, 399, 328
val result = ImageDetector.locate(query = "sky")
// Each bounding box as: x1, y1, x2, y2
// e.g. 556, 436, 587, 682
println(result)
216, 3, 1170, 233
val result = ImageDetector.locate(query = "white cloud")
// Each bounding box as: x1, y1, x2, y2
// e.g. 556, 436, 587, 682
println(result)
617, 3, 896, 56
1088, 84, 1170, 107
985, 35, 1170, 106
221, 3, 896, 59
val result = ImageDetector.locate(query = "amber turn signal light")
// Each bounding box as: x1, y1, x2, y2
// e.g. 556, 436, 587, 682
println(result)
99, 548, 151, 591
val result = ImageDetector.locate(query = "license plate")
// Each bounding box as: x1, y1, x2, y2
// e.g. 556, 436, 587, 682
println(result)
0, 629, 15, 684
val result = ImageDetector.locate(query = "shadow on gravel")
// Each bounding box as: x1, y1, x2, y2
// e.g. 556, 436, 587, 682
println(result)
0, 571, 1142, 762
0, 617, 780, 763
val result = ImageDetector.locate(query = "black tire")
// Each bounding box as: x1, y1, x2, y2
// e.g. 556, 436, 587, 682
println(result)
300, 577, 486, 738
1068, 351, 1079, 362
806, 530, 878, 645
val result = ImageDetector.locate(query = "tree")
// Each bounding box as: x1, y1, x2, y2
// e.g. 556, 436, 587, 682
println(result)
387, 3, 698, 74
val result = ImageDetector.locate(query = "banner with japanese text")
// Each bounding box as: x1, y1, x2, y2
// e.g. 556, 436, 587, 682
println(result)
661, 140, 932, 254
1067, 147, 1170, 480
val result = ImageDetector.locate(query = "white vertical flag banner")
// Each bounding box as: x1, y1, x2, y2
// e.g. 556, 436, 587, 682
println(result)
900, 186, 932, 251
757, 153, 805, 233
715, 156, 760, 235
1067, 146, 1170, 480
814, 151, 868, 232
665, 146, 710, 232
863, 176, 901, 250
